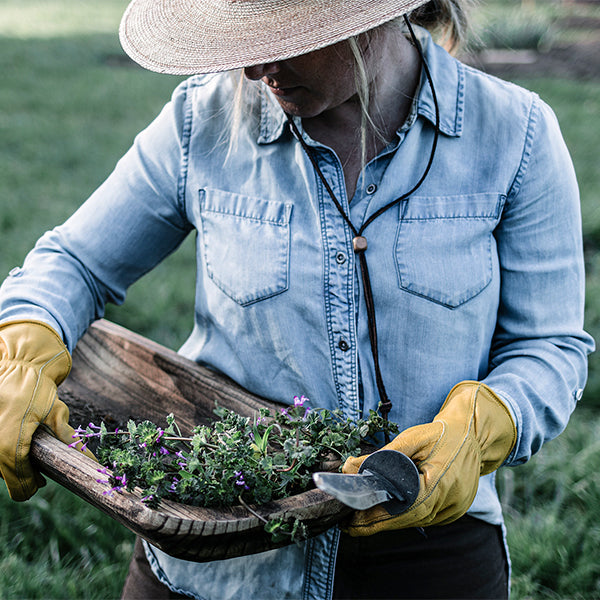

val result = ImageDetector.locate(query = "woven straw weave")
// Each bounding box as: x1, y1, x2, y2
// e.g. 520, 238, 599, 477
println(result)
119, 0, 429, 74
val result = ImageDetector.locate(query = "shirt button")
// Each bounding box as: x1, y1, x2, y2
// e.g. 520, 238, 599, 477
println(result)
335, 252, 347, 265
366, 183, 377, 195
338, 338, 350, 352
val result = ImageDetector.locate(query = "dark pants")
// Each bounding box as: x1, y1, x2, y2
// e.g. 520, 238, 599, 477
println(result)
121, 516, 508, 600
333, 516, 508, 599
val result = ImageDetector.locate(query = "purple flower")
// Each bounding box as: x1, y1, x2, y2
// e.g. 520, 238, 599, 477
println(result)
115, 473, 128, 487
102, 485, 124, 496
159, 446, 170, 455
293, 395, 310, 407
73, 424, 101, 440
234, 470, 250, 491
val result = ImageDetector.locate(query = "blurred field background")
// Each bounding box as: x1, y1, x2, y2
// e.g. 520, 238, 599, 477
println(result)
0, 0, 599, 597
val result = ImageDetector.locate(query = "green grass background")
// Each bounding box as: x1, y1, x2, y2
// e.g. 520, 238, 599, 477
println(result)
0, 0, 599, 598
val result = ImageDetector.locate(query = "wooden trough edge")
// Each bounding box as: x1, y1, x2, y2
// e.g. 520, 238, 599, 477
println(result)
29, 319, 352, 562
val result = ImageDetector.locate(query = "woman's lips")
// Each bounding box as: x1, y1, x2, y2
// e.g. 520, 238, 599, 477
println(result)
266, 81, 301, 97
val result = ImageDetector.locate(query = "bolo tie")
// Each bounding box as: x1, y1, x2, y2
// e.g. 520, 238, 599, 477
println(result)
286, 18, 441, 443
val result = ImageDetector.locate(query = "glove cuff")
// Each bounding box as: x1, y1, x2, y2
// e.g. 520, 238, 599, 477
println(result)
441, 381, 517, 475
0, 319, 71, 384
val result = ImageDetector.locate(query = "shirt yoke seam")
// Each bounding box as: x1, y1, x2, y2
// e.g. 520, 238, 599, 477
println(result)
506, 94, 540, 203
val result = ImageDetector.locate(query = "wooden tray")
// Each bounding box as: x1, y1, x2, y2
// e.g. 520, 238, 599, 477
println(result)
29, 320, 351, 562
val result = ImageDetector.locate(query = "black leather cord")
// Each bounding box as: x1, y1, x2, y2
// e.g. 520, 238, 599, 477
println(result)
287, 18, 441, 441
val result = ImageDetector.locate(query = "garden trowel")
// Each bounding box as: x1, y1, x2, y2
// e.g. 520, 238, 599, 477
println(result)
313, 449, 420, 515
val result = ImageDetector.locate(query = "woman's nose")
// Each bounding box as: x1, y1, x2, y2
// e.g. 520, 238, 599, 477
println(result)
243, 62, 280, 81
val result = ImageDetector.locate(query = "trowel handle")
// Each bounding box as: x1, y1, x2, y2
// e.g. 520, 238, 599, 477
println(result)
358, 449, 420, 515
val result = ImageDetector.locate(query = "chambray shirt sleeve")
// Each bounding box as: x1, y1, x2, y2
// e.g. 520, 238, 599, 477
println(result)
483, 95, 594, 465
0, 80, 194, 351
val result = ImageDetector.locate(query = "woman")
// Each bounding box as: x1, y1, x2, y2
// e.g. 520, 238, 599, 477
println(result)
0, 0, 593, 598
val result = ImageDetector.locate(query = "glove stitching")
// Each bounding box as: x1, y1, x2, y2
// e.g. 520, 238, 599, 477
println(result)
381, 406, 479, 528
414, 397, 480, 522
374, 421, 447, 523
417, 421, 446, 465
351, 386, 487, 532
15, 349, 68, 497
477, 386, 518, 470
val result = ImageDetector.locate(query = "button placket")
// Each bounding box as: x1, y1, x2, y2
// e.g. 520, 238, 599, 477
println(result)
315, 151, 360, 420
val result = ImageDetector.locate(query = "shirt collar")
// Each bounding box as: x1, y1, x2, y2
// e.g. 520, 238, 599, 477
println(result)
414, 28, 464, 137
256, 87, 289, 144
256, 27, 465, 144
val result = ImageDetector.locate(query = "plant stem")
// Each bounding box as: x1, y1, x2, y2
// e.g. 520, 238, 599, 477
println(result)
275, 458, 298, 473
237, 495, 268, 524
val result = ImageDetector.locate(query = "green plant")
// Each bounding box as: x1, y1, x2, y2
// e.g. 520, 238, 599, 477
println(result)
497, 408, 600, 597
0, 479, 134, 599
76, 398, 398, 543
76, 398, 397, 540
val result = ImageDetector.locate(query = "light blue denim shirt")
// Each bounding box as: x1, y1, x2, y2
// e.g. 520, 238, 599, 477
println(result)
0, 31, 593, 599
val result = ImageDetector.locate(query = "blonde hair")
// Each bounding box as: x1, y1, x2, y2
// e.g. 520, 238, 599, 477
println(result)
225, 0, 474, 163
341, 0, 474, 168
409, 0, 474, 53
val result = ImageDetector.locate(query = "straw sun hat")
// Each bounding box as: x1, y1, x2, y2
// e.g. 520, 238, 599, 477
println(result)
119, 0, 431, 75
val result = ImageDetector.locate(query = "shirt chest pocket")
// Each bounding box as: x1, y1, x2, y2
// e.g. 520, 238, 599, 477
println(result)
199, 189, 293, 306
395, 193, 505, 308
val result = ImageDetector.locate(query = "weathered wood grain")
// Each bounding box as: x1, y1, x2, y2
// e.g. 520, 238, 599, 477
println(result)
55, 319, 282, 432
29, 319, 351, 562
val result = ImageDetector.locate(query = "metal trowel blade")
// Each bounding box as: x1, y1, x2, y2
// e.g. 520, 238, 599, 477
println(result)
312, 449, 420, 515
312, 471, 393, 510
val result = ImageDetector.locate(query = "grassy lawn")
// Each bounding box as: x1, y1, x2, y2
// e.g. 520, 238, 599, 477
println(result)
0, 1, 599, 598
498, 406, 600, 599
0, 480, 134, 599
0, 6, 196, 349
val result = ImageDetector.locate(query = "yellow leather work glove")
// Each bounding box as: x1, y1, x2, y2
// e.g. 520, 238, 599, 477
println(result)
0, 320, 93, 501
343, 381, 517, 536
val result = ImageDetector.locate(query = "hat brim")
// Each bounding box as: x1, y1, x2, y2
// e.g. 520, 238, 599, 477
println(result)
119, 0, 430, 75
